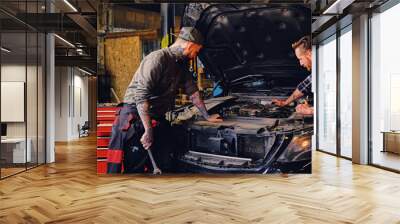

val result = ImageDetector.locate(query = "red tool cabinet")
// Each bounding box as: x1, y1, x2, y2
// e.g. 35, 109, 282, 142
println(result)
96, 106, 117, 174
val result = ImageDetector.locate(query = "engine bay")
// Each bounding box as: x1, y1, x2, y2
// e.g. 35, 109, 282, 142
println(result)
172, 93, 313, 173
220, 101, 295, 119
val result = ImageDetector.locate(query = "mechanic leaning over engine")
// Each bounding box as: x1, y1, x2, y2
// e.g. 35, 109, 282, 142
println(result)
106, 27, 223, 174
272, 36, 314, 116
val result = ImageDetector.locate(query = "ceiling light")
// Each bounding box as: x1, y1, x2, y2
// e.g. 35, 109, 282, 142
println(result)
54, 34, 75, 48
63, 0, 78, 12
322, 0, 354, 15
323, 0, 340, 14
76, 48, 85, 55
78, 67, 93, 76
1, 47, 11, 53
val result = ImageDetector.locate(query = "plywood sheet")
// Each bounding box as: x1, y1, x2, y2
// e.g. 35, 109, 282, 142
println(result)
105, 35, 142, 101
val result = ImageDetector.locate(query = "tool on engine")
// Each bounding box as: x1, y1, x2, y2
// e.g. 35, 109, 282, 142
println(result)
297, 95, 312, 105
297, 98, 306, 104
267, 119, 280, 131
147, 148, 162, 175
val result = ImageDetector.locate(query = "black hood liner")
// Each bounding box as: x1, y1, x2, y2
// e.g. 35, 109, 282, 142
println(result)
188, 4, 311, 88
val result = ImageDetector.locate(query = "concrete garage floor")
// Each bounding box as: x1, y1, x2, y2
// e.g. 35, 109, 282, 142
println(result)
0, 136, 400, 223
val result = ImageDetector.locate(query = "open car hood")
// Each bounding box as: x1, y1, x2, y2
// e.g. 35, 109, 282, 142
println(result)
186, 4, 311, 91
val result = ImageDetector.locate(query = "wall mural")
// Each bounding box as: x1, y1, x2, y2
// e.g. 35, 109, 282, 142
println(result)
97, 3, 313, 175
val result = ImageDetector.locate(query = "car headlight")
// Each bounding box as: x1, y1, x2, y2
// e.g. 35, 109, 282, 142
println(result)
277, 134, 311, 162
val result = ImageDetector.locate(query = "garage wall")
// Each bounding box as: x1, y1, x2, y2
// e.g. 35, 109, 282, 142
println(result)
104, 35, 142, 102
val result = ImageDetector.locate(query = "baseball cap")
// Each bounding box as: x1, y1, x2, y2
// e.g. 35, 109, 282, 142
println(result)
176, 27, 204, 45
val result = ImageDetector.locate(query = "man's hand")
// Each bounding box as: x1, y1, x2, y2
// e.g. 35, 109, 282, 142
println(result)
137, 101, 154, 150
272, 99, 287, 107
206, 114, 223, 123
272, 89, 304, 107
295, 102, 313, 115
140, 129, 153, 150
190, 91, 224, 122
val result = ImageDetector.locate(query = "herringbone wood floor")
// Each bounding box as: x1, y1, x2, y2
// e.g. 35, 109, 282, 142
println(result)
1, 136, 400, 224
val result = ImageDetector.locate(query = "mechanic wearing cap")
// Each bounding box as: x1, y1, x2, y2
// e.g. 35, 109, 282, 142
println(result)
272, 35, 313, 115
107, 27, 223, 174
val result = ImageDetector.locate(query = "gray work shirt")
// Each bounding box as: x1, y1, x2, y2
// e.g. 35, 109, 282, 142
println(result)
123, 47, 198, 117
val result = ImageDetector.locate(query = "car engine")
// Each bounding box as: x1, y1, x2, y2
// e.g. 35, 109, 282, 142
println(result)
170, 94, 313, 173
220, 102, 295, 118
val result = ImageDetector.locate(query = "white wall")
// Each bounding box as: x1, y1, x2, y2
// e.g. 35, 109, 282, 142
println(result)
54, 67, 89, 141
1, 65, 42, 137
1, 64, 26, 81
1, 63, 46, 164
55, 66, 69, 141
1, 65, 26, 139
72, 72, 89, 138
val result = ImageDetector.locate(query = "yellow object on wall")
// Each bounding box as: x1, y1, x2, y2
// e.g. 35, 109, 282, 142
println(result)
161, 35, 170, 49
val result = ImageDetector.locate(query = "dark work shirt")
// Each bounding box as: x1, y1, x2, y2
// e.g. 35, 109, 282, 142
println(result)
297, 75, 312, 95
123, 47, 198, 117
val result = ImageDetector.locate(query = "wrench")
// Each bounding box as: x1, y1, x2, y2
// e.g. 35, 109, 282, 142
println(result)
147, 149, 162, 175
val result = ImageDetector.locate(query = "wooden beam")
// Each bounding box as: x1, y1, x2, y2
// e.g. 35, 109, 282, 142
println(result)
105, 29, 158, 40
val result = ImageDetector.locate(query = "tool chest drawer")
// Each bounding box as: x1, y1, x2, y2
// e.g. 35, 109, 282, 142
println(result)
97, 106, 118, 174
97, 148, 108, 158
97, 159, 107, 174
97, 123, 113, 137
97, 137, 110, 147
